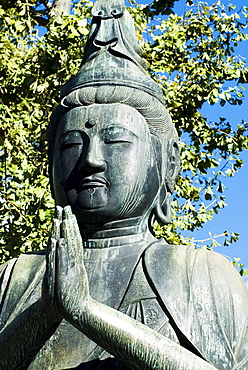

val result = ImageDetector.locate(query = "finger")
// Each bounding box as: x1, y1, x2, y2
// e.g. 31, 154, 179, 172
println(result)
66, 213, 84, 264
55, 205, 63, 220
56, 238, 68, 283
63, 205, 72, 219
64, 216, 88, 284
45, 237, 57, 304
46, 235, 56, 261
63, 206, 83, 260
62, 206, 74, 248
61, 219, 77, 267
71, 214, 83, 256
50, 218, 61, 240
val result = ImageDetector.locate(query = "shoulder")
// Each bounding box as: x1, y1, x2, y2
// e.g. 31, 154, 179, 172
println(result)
143, 240, 248, 302
0, 251, 46, 287
0, 251, 46, 330
143, 240, 248, 367
144, 239, 243, 284
0, 251, 46, 288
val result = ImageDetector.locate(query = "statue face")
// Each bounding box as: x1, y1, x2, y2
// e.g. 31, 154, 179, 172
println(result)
52, 104, 160, 224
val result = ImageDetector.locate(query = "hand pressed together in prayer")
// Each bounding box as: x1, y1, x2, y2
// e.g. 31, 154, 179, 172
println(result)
42, 205, 90, 324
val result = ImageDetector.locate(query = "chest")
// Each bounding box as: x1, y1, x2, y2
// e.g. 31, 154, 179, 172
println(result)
28, 247, 177, 369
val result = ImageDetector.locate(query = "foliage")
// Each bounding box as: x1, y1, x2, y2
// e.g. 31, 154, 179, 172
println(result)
0, 0, 247, 263
0, 0, 92, 261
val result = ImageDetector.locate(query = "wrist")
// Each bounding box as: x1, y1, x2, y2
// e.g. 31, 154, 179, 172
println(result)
40, 300, 62, 324
61, 296, 93, 329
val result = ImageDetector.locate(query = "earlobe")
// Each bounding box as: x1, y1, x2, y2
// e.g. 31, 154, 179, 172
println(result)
152, 184, 172, 225
150, 139, 180, 226
166, 139, 180, 194
48, 146, 55, 199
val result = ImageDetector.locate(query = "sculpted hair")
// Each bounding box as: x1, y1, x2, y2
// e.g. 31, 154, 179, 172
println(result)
48, 86, 178, 139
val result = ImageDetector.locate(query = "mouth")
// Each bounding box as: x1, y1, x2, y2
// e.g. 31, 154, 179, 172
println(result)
76, 176, 109, 192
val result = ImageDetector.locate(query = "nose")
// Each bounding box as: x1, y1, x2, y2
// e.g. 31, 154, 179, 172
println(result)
78, 136, 106, 173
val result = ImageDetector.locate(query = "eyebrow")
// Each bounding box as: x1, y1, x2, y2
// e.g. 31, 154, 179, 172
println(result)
57, 130, 85, 146
98, 125, 144, 140
99, 125, 138, 134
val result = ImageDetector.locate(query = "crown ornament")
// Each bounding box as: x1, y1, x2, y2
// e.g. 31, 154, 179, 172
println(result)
60, 0, 165, 104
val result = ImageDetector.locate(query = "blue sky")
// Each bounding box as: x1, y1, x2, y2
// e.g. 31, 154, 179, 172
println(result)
191, 96, 248, 268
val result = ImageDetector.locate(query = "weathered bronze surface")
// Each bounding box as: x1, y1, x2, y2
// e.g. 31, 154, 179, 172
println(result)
1, 1, 248, 369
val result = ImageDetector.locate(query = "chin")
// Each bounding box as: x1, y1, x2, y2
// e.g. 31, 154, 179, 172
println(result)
72, 204, 113, 225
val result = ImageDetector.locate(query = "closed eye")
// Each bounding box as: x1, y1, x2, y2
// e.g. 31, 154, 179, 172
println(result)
60, 142, 83, 150
104, 139, 132, 144
59, 131, 84, 151
100, 126, 137, 144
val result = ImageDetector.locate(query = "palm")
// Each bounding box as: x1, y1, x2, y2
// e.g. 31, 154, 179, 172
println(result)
42, 205, 89, 321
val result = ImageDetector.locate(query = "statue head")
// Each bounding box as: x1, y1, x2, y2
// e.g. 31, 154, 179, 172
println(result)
47, 0, 180, 230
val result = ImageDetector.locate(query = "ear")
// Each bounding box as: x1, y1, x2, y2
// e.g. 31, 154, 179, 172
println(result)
48, 145, 55, 199
153, 185, 172, 224
150, 139, 180, 226
165, 139, 180, 194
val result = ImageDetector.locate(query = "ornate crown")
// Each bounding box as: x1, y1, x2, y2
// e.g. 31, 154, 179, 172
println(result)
60, 0, 165, 104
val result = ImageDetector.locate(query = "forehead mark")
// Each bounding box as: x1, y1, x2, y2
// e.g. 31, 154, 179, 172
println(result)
85, 119, 97, 128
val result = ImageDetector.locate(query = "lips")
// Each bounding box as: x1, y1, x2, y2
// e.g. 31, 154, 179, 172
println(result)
77, 176, 109, 191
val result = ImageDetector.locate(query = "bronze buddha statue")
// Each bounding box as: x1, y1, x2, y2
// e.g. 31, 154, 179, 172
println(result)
1, 1, 248, 369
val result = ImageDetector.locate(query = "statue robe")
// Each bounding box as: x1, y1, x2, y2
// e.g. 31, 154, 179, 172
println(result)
0, 241, 248, 369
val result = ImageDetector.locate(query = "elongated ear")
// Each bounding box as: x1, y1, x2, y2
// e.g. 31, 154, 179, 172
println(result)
153, 185, 172, 224
48, 144, 55, 199
165, 139, 180, 194
150, 139, 180, 226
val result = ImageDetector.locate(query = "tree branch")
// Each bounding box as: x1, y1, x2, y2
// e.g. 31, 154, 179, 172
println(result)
42, 1, 53, 11
30, 11, 49, 27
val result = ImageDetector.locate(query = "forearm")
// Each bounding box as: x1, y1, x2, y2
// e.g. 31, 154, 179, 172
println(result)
0, 300, 61, 370
68, 298, 217, 370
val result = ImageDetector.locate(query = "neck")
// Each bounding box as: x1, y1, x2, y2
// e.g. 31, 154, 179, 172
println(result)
80, 217, 155, 248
